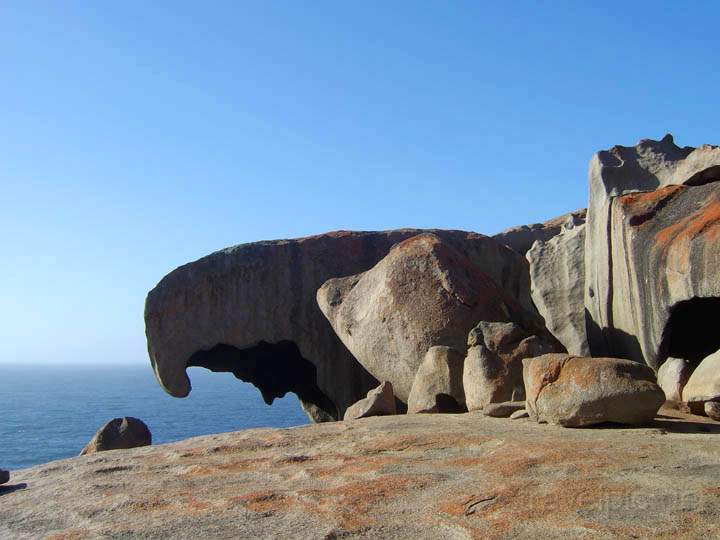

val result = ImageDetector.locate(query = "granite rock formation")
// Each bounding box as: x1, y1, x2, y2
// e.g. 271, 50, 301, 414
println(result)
493, 208, 586, 255
482, 401, 526, 418
584, 135, 720, 368
463, 321, 563, 411
682, 349, 720, 406
526, 212, 589, 355
407, 346, 466, 414
80, 417, 152, 455
656, 357, 691, 403
145, 229, 479, 422
523, 354, 665, 427
343, 381, 397, 421
317, 233, 541, 402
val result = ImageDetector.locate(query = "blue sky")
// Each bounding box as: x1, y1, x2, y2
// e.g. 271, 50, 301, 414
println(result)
2, 1, 718, 365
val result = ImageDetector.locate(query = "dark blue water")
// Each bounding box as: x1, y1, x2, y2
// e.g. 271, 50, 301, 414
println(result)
0, 364, 309, 470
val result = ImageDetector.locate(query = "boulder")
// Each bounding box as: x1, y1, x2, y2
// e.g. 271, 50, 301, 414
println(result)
80, 417, 152, 455
318, 232, 542, 402
682, 349, 720, 405
583, 134, 720, 368
523, 354, 665, 427
705, 402, 720, 421
482, 401, 526, 418
463, 321, 563, 411
145, 229, 485, 422
0, 469, 8, 485
527, 213, 589, 355
343, 381, 397, 421
407, 346, 465, 414
656, 357, 691, 403
493, 209, 587, 256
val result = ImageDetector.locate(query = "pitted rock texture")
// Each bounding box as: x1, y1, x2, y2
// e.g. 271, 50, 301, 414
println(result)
523, 354, 665, 427
584, 134, 720, 366
493, 208, 586, 256
527, 212, 589, 355
682, 349, 720, 404
463, 321, 563, 411
80, 417, 152, 455
3, 411, 720, 539
317, 233, 541, 403
343, 381, 397, 421
145, 229, 480, 421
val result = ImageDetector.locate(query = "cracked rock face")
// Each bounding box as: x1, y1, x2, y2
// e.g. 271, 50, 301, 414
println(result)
317, 232, 542, 403
584, 135, 720, 367
145, 229, 466, 422
527, 213, 589, 355
523, 354, 665, 427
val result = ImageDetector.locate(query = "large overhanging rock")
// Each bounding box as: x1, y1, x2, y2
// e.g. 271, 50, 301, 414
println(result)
317, 232, 544, 402
584, 134, 720, 367
145, 229, 470, 422
527, 212, 589, 355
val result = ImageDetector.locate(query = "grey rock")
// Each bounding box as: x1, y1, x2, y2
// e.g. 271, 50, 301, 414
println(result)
523, 354, 665, 427
343, 381, 397, 421
657, 357, 691, 403
583, 134, 720, 368
483, 401, 526, 418
527, 214, 589, 355
318, 232, 541, 403
407, 346, 465, 414
705, 401, 720, 421
463, 321, 563, 411
682, 349, 720, 404
493, 209, 587, 256
80, 417, 152, 455
145, 229, 480, 422
510, 409, 529, 419
0, 469, 8, 485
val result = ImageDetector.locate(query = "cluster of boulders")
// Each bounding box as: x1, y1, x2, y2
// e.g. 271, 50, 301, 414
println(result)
144, 134, 720, 428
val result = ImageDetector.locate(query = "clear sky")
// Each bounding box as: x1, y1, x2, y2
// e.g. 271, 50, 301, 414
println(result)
2, 1, 718, 365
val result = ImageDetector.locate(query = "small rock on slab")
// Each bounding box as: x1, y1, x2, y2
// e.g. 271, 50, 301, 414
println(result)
408, 346, 466, 414
705, 402, 720, 421
510, 409, 529, 419
483, 401, 526, 418
657, 357, 691, 403
343, 381, 397, 421
0, 469, 9, 485
81, 417, 152, 455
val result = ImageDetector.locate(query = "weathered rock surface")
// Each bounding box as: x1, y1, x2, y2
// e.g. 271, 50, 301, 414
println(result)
318, 232, 542, 402
482, 401, 526, 418
407, 346, 466, 414
80, 417, 152, 455
463, 321, 563, 411
509, 408, 529, 419
145, 229, 483, 422
526, 212, 589, 355
524, 354, 665, 427
657, 357, 691, 403
493, 208, 587, 255
705, 401, 720, 421
3, 410, 720, 539
0, 469, 8, 485
343, 381, 396, 421
682, 349, 720, 404
584, 134, 720, 368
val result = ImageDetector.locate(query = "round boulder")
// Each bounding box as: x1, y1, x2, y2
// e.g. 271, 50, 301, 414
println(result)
80, 417, 152, 455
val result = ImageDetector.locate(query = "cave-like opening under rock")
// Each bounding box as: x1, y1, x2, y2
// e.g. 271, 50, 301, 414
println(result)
187, 341, 338, 421
659, 297, 720, 368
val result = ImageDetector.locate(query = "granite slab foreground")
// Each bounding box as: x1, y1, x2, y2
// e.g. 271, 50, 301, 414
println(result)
2, 409, 719, 539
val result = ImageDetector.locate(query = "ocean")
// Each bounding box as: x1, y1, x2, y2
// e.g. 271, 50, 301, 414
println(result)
0, 364, 309, 470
